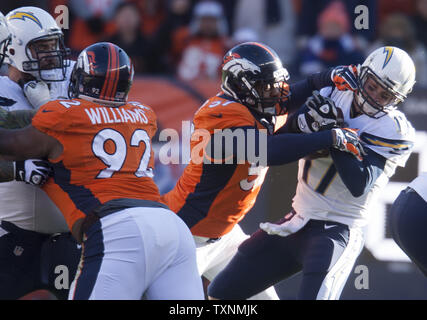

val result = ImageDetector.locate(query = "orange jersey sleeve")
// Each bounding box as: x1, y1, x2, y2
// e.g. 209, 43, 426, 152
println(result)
34, 99, 160, 231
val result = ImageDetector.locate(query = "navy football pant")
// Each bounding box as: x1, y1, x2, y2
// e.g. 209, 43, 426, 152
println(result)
208, 218, 364, 300
0, 221, 81, 300
390, 188, 427, 277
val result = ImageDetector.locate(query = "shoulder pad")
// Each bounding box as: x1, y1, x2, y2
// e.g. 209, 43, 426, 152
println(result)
194, 96, 256, 132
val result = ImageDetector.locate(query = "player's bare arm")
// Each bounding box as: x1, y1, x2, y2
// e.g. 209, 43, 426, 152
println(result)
0, 109, 45, 182
0, 125, 62, 161
0, 161, 14, 181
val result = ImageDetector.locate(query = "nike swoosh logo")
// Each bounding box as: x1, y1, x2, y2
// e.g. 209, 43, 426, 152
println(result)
324, 224, 336, 230
42, 109, 53, 113
211, 114, 223, 118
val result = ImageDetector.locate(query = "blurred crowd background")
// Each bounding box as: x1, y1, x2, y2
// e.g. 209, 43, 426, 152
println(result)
1, 0, 427, 299
1, 0, 427, 85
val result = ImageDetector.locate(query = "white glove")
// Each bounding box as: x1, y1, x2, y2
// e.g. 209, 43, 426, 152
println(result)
14, 159, 52, 186
259, 212, 308, 237
23, 80, 51, 109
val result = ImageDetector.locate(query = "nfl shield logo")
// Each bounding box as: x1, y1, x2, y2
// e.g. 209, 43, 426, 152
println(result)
13, 246, 24, 256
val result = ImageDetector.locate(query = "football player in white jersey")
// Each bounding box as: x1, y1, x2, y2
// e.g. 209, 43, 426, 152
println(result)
208, 46, 416, 300
0, 7, 80, 300
390, 172, 427, 277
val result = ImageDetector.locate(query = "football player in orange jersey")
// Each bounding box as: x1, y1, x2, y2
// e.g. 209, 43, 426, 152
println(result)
161, 41, 364, 299
0, 42, 203, 300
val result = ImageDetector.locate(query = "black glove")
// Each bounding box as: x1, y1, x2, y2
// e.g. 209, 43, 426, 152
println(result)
14, 159, 52, 186
296, 91, 343, 133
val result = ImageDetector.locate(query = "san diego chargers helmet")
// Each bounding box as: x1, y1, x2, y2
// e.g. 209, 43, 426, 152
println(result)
355, 46, 416, 118
221, 42, 290, 116
6, 6, 70, 82
68, 42, 134, 106
0, 12, 11, 68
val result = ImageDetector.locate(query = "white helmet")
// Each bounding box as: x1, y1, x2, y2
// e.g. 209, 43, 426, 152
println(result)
356, 46, 416, 118
0, 11, 11, 68
6, 6, 70, 82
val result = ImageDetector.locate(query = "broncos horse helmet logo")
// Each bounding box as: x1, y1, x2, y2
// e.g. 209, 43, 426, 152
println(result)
222, 56, 261, 78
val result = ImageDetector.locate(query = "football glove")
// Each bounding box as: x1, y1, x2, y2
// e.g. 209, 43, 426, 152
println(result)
260, 212, 309, 237
23, 80, 51, 109
14, 159, 52, 186
332, 128, 366, 161
297, 90, 343, 133
331, 65, 359, 92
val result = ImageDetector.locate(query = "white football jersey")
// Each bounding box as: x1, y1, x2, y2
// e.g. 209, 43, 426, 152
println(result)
292, 87, 415, 228
408, 172, 427, 202
0, 61, 74, 233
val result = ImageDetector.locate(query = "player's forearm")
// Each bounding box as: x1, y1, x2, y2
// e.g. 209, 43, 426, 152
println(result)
0, 161, 15, 182
0, 126, 47, 161
0, 108, 36, 129
275, 104, 309, 134
0, 108, 29, 180
267, 130, 333, 166
287, 69, 333, 114
206, 127, 333, 166
330, 148, 386, 197
0, 111, 38, 162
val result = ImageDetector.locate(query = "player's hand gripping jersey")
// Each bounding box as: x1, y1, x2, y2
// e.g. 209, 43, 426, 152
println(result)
293, 87, 415, 228
32, 98, 160, 233
163, 94, 285, 238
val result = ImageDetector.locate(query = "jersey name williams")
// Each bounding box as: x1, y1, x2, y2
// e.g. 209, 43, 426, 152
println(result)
84, 106, 149, 125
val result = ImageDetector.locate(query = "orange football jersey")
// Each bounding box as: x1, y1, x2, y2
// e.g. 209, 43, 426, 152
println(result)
32, 98, 160, 231
162, 94, 286, 238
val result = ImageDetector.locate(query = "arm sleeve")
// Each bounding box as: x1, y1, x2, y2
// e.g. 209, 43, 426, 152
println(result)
276, 86, 335, 134
275, 104, 310, 134
330, 147, 387, 197
206, 127, 334, 166
287, 68, 334, 114
267, 130, 333, 166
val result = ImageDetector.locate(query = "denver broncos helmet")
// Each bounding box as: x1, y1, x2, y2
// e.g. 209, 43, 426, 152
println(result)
221, 42, 290, 116
68, 42, 134, 106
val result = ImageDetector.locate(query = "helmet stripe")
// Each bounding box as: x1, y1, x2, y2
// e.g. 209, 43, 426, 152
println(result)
246, 42, 275, 58
100, 45, 112, 100
105, 44, 116, 100
108, 43, 120, 101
